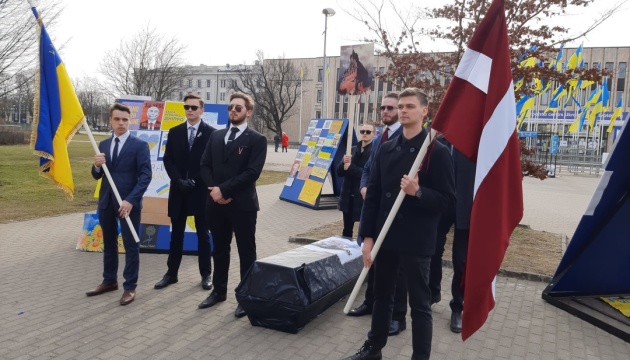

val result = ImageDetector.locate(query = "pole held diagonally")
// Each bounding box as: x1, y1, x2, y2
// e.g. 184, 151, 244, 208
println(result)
83, 121, 141, 243
343, 128, 438, 313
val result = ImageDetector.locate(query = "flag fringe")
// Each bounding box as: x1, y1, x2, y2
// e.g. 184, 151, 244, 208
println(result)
37, 163, 74, 200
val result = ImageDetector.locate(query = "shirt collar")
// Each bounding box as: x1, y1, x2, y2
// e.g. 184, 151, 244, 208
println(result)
387, 122, 401, 134
229, 122, 248, 133
113, 131, 130, 142
187, 121, 201, 131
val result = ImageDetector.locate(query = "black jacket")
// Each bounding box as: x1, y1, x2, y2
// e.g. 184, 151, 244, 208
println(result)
200, 126, 267, 212
163, 120, 214, 217
359, 129, 455, 256
337, 142, 373, 220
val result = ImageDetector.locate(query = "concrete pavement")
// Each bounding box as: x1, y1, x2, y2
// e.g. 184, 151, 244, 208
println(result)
0, 145, 628, 359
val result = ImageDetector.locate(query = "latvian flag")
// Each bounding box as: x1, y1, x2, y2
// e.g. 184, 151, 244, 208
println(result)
430, 0, 524, 340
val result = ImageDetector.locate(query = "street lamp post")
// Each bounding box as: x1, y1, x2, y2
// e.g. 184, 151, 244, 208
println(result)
322, 8, 335, 119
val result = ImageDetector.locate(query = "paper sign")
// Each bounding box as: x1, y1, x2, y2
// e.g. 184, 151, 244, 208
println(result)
298, 179, 324, 205
311, 166, 328, 179
161, 101, 186, 131
329, 120, 342, 134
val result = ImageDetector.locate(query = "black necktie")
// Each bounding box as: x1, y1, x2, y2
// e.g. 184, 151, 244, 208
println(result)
112, 137, 120, 166
227, 127, 239, 146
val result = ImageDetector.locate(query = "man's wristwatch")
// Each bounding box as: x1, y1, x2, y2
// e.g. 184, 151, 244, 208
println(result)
415, 188, 422, 199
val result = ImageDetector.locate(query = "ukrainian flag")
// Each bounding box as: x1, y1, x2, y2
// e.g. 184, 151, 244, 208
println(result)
29, 5, 85, 199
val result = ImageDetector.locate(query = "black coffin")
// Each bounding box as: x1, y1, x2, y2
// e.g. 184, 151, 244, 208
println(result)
235, 237, 363, 333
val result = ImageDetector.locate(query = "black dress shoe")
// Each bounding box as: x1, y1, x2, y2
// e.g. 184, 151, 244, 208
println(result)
198, 292, 226, 309
201, 276, 213, 290
347, 303, 372, 317
343, 341, 382, 360
450, 311, 462, 333
388, 319, 407, 336
154, 275, 178, 289
234, 304, 246, 318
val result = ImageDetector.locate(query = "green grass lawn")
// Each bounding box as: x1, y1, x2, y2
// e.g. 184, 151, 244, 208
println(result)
0, 133, 288, 223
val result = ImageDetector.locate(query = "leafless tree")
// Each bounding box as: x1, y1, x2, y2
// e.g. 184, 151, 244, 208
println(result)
0, 0, 62, 99
74, 76, 112, 129
231, 51, 306, 135
100, 26, 189, 101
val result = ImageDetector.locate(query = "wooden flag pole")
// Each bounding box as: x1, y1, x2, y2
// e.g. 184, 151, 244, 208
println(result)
82, 120, 141, 243
346, 94, 357, 155
344, 128, 438, 313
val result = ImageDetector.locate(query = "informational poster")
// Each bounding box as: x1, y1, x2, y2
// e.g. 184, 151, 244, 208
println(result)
279, 118, 357, 209
140, 101, 165, 131
337, 43, 375, 96
161, 101, 187, 131
118, 100, 144, 130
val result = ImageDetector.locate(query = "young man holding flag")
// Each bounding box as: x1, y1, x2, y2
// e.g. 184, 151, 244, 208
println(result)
344, 88, 455, 360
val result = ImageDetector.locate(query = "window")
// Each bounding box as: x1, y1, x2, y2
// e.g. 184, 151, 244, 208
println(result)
197, 80, 202, 88
315, 111, 321, 119
220, 79, 226, 88
541, 91, 549, 106
318, 68, 323, 82
207, 80, 211, 87
231, 79, 237, 87
180, 79, 184, 87
617, 62, 626, 92
220, 92, 226, 101
179, 92, 183, 100
317, 90, 322, 103
206, 92, 211, 101
188, 79, 193, 87
343, 112, 347, 119
344, 95, 348, 103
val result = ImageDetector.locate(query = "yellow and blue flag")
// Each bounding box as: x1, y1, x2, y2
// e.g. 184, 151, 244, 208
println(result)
29, 5, 85, 199
607, 98, 623, 133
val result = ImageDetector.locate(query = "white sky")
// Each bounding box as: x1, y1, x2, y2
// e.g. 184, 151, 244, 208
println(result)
36, 0, 630, 81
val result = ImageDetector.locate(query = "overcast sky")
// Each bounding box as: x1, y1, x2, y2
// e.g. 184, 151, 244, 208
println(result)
35, 0, 630, 80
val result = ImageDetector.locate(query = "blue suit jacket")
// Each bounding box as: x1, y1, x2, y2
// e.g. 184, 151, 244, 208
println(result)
91, 134, 152, 210
360, 125, 403, 189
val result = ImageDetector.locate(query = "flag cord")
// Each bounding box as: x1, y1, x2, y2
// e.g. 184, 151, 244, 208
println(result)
343, 128, 438, 313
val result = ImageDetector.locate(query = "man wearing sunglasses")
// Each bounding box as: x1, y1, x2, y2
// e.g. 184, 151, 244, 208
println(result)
337, 123, 376, 238
347, 93, 407, 337
154, 94, 215, 291
198, 92, 267, 319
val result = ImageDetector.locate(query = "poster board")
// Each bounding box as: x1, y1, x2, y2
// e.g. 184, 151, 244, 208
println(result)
279, 118, 357, 209
79, 99, 229, 254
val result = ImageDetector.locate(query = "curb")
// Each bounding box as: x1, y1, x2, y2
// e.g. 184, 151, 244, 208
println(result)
288, 236, 553, 283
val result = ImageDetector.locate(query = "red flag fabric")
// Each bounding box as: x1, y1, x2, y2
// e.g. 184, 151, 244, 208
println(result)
430, 0, 524, 340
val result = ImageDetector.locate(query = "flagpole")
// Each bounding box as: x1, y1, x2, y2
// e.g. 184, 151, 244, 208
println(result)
346, 94, 356, 155
344, 128, 438, 313
82, 120, 141, 243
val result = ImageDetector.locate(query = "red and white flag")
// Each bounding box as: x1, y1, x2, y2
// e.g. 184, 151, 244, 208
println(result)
430, 0, 524, 340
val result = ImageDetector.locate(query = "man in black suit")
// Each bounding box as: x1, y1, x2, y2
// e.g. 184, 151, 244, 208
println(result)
197, 92, 267, 318
154, 94, 215, 290
348, 92, 408, 337
344, 88, 455, 360
87, 103, 152, 306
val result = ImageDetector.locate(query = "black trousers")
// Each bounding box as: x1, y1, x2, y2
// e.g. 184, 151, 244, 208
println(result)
342, 203, 356, 238
207, 205, 257, 295
430, 206, 468, 313
166, 207, 212, 278
362, 261, 407, 322
368, 249, 432, 360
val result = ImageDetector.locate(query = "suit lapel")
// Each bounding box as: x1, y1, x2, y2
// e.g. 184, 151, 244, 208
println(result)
223, 127, 249, 162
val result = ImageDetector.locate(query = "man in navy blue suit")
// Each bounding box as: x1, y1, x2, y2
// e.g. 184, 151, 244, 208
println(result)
87, 103, 152, 306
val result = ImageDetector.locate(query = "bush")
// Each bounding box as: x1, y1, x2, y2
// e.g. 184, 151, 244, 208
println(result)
0, 126, 30, 145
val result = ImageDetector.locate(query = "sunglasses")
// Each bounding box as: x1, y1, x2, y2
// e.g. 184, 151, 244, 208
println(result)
380, 105, 395, 111
183, 105, 199, 111
228, 105, 245, 112
359, 130, 373, 135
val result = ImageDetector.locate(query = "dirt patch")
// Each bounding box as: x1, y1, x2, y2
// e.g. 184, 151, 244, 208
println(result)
295, 221, 562, 278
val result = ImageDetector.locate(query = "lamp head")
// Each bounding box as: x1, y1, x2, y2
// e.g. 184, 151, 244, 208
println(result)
322, 8, 336, 16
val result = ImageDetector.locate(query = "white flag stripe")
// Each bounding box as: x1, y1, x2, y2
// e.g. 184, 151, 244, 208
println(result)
454, 48, 492, 94
473, 83, 517, 197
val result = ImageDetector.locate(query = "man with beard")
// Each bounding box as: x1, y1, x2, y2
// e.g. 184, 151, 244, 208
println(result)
347, 93, 408, 337
197, 92, 267, 319
154, 94, 214, 291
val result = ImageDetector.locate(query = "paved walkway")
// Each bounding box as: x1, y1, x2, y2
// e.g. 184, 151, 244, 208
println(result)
0, 146, 628, 359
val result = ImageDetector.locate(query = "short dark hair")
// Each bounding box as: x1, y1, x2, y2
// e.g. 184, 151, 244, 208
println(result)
109, 103, 131, 117
384, 92, 399, 100
230, 92, 255, 111
183, 94, 204, 108
398, 88, 429, 106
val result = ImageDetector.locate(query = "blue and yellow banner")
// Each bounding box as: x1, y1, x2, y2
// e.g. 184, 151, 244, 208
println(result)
29, 6, 85, 199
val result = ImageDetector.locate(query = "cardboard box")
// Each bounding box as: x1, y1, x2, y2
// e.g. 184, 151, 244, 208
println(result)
142, 197, 168, 214
141, 211, 171, 226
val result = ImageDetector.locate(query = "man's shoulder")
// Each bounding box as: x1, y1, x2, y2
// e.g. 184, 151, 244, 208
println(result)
245, 127, 265, 139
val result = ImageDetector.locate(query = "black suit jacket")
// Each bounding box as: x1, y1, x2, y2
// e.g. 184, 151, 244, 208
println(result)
200, 126, 267, 212
163, 121, 214, 217
359, 129, 455, 256
337, 142, 372, 218
91, 135, 152, 210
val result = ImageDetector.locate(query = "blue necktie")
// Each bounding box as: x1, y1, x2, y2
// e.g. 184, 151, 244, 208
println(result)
112, 137, 120, 167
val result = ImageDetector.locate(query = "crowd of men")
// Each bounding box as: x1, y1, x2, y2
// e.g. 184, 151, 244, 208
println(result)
85, 88, 473, 360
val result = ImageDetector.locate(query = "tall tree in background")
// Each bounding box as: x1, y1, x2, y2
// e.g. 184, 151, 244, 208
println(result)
74, 76, 111, 129
347, 0, 620, 116
100, 27, 189, 101
231, 51, 306, 135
